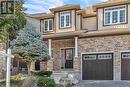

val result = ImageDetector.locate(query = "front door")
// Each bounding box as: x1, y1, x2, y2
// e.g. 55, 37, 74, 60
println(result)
121, 52, 130, 80
35, 61, 40, 71
61, 48, 74, 69
65, 48, 74, 69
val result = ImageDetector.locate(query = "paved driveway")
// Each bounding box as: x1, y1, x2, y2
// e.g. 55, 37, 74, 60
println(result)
74, 81, 130, 87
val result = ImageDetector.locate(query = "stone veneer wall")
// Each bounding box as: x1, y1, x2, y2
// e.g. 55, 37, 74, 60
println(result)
78, 34, 130, 80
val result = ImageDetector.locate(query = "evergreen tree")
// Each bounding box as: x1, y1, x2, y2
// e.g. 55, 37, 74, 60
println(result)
11, 23, 49, 74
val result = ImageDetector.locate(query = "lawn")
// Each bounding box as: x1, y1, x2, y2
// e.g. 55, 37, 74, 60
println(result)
0, 71, 72, 87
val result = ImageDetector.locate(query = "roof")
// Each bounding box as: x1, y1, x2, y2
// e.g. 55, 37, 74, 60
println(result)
50, 4, 80, 13
93, 0, 130, 11
28, 13, 54, 19
42, 30, 86, 40
42, 28, 130, 40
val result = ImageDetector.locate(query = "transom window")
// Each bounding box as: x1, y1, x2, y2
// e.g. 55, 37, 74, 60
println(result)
44, 19, 53, 32
122, 53, 130, 59
98, 54, 112, 60
83, 55, 96, 60
60, 11, 71, 28
104, 5, 127, 25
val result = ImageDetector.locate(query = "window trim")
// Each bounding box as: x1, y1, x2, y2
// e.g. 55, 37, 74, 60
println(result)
121, 52, 130, 59
43, 19, 54, 32
103, 5, 128, 26
59, 11, 71, 29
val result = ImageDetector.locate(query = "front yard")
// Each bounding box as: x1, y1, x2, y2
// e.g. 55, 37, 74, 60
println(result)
0, 71, 73, 87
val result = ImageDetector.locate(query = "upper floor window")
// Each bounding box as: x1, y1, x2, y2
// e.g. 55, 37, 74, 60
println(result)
60, 11, 71, 28
44, 19, 53, 32
104, 5, 127, 25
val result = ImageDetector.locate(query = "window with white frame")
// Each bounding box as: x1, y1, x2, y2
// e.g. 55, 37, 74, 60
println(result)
60, 11, 71, 28
44, 19, 53, 32
98, 54, 112, 60
83, 55, 97, 60
122, 53, 130, 59
104, 5, 127, 25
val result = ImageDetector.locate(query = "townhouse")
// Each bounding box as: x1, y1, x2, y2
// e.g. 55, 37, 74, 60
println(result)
27, 0, 130, 80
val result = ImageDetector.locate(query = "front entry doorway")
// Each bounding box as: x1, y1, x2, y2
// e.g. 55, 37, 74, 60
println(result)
61, 48, 74, 69
35, 61, 40, 71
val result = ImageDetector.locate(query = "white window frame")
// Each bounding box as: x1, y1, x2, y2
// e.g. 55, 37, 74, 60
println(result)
44, 19, 53, 32
83, 55, 97, 60
122, 53, 130, 59
60, 11, 71, 28
104, 5, 127, 26
98, 54, 112, 60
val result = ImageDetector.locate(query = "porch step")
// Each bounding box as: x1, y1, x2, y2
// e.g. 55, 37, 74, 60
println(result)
51, 70, 80, 84
53, 69, 78, 73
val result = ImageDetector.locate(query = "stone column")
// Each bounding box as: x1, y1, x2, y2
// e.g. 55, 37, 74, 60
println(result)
114, 50, 121, 81
74, 37, 80, 71
113, 43, 121, 81
48, 39, 52, 57
40, 62, 47, 71
30, 62, 35, 71
75, 37, 78, 58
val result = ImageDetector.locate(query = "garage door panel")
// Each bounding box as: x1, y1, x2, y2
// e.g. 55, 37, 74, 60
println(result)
82, 53, 113, 80
121, 53, 130, 80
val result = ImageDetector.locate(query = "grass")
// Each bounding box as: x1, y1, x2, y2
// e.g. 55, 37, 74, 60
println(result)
0, 73, 27, 87
0, 72, 73, 87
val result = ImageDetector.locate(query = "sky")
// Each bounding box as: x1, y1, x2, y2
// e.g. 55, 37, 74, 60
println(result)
23, 0, 108, 14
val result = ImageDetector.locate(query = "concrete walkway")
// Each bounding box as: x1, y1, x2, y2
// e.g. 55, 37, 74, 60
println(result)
74, 81, 130, 87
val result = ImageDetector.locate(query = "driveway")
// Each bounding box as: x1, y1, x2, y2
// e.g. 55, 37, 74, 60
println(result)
74, 81, 130, 87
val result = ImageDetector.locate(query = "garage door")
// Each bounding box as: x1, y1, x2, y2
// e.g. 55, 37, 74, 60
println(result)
121, 52, 130, 80
82, 53, 113, 80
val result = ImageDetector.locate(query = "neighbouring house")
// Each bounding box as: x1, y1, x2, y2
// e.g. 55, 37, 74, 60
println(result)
27, 0, 130, 81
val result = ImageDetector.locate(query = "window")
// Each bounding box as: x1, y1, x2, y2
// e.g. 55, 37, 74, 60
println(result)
1, 1, 14, 14
83, 55, 96, 60
98, 54, 112, 60
44, 19, 53, 32
122, 53, 130, 59
104, 5, 127, 25
60, 11, 71, 28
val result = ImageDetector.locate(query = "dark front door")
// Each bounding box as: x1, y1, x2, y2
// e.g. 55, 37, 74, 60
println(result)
65, 48, 74, 69
82, 53, 113, 80
35, 61, 40, 71
121, 52, 130, 80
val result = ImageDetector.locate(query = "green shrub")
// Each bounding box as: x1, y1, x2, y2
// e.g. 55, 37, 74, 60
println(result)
37, 77, 56, 87
31, 71, 52, 77
0, 79, 22, 87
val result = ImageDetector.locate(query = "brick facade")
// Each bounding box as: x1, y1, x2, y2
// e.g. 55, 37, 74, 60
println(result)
78, 34, 130, 80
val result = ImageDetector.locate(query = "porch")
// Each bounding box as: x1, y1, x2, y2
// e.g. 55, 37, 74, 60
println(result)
45, 36, 80, 72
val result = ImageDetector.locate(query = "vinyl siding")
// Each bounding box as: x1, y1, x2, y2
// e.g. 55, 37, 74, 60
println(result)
82, 17, 97, 31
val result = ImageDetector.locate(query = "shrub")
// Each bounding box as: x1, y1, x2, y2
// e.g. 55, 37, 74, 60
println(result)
21, 76, 37, 87
0, 79, 22, 87
31, 71, 52, 77
37, 77, 56, 87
